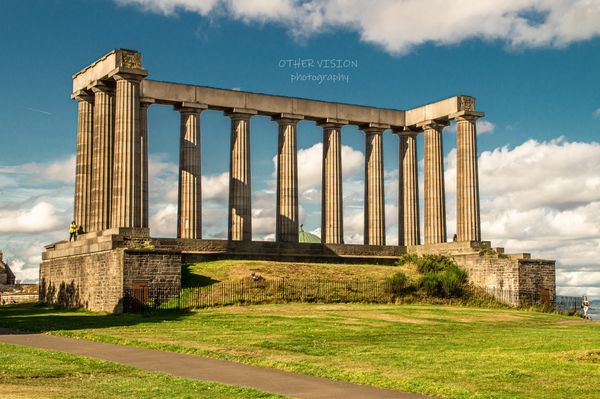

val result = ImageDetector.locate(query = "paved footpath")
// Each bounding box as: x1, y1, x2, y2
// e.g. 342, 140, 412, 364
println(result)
0, 328, 433, 399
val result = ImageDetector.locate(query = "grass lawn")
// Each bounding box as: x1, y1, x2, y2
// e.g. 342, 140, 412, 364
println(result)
0, 342, 285, 399
183, 259, 401, 286
1, 303, 599, 399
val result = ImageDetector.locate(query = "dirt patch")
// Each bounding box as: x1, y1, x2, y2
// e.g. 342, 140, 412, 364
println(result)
342, 311, 436, 324
0, 383, 64, 398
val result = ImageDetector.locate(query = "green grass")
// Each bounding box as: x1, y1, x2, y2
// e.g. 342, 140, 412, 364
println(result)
0, 341, 285, 399
1, 303, 599, 398
184, 259, 400, 286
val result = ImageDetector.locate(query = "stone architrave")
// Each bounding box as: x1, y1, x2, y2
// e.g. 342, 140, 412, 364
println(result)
363, 126, 386, 246
319, 120, 346, 244
227, 110, 256, 241
396, 129, 420, 246
111, 73, 145, 228
420, 120, 448, 244
90, 82, 115, 232
176, 104, 205, 239
73, 91, 94, 233
274, 114, 303, 242
454, 110, 484, 242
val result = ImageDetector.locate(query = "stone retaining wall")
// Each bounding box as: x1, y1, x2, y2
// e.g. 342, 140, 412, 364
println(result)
40, 231, 181, 312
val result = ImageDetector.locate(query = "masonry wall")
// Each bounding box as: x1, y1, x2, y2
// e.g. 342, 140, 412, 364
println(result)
40, 249, 123, 312
40, 247, 182, 313
518, 260, 556, 305
123, 249, 181, 291
452, 253, 555, 306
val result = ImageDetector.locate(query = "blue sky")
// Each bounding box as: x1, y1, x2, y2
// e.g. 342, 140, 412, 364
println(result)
1, 0, 600, 297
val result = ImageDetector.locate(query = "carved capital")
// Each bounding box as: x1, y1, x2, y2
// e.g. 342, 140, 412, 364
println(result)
272, 113, 304, 124
449, 110, 485, 122
175, 102, 207, 114
90, 80, 115, 94
416, 119, 449, 132
71, 89, 94, 102
225, 108, 257, 120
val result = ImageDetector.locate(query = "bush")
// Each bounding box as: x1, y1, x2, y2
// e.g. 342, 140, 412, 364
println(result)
415, 255, 457, 274
396, 253, 420, 267
385, 271, 410, 296
417, 264, 468, 298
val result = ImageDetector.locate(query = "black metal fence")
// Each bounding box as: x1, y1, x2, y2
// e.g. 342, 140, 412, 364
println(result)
555, 295, 583, 313
123, 279, 583, 314
124, 278, 394, 312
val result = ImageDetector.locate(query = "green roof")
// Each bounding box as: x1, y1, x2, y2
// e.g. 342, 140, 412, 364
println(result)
299, 230, 321, 243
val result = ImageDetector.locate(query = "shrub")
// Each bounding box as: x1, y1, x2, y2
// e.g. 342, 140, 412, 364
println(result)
385, 271, 410, 296
439, 265, 468, 297
415, 254, 457, 274
418, 274, 443, 297
416, 262, 469, 298
396, 253, 420, 267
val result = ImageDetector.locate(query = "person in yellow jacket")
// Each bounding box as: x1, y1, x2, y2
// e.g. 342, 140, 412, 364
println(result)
69, 221, 78, 242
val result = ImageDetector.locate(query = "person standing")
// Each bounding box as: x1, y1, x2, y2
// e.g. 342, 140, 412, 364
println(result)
582, 296, 591, 319
69, 221, 78, 242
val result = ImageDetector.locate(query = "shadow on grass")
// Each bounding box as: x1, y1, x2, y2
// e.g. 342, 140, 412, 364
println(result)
182, 264, 219, 287
0, 302, 193, 333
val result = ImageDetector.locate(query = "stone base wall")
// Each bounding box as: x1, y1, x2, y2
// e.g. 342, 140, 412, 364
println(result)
40, 229, 181, 312
40, 249, 123, 312
39, 232, 555, 312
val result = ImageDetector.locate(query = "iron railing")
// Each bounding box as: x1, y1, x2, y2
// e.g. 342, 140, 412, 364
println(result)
124, 278, 395, 312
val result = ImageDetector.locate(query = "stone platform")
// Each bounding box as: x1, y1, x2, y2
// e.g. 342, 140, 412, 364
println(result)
39, 229, 555, 312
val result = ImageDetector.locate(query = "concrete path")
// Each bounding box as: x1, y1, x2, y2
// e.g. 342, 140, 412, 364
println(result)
0, 328, 433, 399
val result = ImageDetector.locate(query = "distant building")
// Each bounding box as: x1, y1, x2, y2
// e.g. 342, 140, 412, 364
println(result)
0, 251, 16, 285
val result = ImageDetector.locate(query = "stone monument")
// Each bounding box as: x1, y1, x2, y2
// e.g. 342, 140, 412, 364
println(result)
39, 49, 555, 312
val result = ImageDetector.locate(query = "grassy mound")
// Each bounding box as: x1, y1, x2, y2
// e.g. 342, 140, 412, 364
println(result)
177, 256, 489, 308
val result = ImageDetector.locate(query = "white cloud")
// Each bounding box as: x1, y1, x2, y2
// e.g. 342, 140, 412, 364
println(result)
477, 120, 495, 134
593, 107, 600, 119
446, 137, 600, 297
0, 155, 76, 185
288, 142, 363, 201
116, 0, 600, 55
0, 202, 65, 234
202, 172, 229, 201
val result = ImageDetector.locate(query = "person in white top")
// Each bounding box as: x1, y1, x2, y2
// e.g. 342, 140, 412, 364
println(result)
582, 296, 590, 319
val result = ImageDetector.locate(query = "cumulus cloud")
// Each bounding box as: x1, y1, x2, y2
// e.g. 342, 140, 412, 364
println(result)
593, 107, 600, 119
115, 0, 600, 54
0, 155, 76, 185
459, 137, 600, 296
285, 142, 363, 201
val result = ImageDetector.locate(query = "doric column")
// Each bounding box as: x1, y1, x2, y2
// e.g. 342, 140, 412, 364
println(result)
139, 98, 154, 229
226, 109, 256, 241
176, 104, 205, 239
319, 120, 346, 244
274, 114, 303, 242
454, 111, 484, 242
420, 120, 448, 244
363, 125, 386, 246
73, 91, 94, 233
111, 72, 145, 228
90, 82, 115, 232
396, 129, 420, 246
